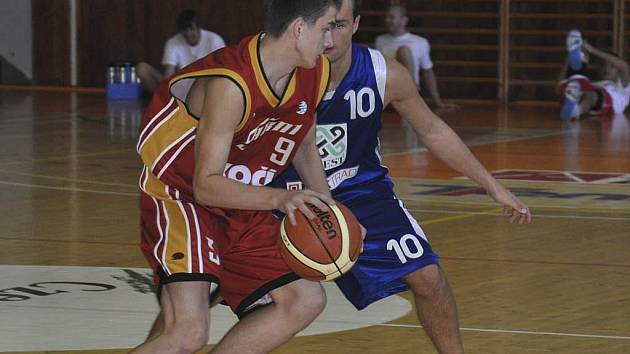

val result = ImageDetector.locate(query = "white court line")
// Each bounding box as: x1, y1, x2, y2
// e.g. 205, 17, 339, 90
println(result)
0, 180, 136, 196
406, 208, 630, 221
378, 323, 630, 341
8, 303, 629, 341
0, 170, 137, 187
402, 196, 629, 212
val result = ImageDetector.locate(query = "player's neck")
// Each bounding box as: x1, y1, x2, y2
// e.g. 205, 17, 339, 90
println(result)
329, 47, 353, 91
259, 35, 296, 93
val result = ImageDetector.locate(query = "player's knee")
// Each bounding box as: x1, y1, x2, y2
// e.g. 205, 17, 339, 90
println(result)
299, 285, 327, 318
276, 280, 326, 320
167, 319, 209, 353
406, 265, 446, 299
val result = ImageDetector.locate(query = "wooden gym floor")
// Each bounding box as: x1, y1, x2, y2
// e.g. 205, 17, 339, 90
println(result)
0, 89, 628, 353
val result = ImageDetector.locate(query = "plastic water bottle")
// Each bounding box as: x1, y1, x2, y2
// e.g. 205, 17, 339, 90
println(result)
107, 65, 116, 84
118, 64, 127, 83
130, 66, 138, 84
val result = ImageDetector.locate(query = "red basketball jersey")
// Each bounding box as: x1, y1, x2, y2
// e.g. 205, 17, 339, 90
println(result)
137, 33, 330, 201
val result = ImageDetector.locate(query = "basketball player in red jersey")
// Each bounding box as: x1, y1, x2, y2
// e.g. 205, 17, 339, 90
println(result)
132, 1, 342, 353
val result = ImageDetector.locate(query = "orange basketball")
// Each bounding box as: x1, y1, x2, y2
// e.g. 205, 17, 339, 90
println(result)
279, 202, 363, 281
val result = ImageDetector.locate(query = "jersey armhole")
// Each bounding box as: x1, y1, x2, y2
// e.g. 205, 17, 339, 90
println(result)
168, 69, 252, 132
368, 48, 387, 105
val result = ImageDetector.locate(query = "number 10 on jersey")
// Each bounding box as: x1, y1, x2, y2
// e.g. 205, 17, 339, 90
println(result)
344, 88, 376, 120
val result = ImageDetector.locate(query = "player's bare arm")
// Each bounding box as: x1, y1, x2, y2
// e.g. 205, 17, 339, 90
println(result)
163, 64, 176, 78
189, 77, 331, 223
384, 57, 531, 224
583, 42, 630, 85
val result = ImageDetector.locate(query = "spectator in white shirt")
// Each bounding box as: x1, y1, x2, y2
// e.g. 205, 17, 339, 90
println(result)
375, 5, 456, 109
135, 9, 226, 93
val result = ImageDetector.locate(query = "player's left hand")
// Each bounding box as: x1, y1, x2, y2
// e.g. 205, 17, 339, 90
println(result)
488, 184, 532, 224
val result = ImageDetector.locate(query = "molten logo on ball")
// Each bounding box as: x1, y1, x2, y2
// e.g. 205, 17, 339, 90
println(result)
312, 207, 337, 240
279, 202, 363, 281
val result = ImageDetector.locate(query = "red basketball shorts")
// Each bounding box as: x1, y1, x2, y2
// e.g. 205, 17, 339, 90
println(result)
140, 192, 297, 317
560, 75, 613, 115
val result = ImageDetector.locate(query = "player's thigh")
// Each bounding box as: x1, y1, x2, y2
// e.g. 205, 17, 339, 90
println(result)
140, 193, 223, 293
162, 281, 211, 323
219, 210, 299, 317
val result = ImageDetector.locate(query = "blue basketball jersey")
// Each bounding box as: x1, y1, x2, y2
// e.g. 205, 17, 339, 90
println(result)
272, 44, 392, 197
272, 44, 440, 310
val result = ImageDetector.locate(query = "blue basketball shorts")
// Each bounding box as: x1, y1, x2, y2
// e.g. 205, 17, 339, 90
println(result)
335, 188, 440, 310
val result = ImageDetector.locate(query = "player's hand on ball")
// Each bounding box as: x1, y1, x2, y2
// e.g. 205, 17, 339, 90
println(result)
276, 189, 335, 226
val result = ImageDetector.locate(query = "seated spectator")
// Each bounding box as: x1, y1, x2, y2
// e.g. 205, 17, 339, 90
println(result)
135, 9, 225, 93
374, 5, 456, 109
559, 29, 630, 120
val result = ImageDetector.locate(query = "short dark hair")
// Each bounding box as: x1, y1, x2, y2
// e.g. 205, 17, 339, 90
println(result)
264, 0, 342, 38
350, 0, 363, 19
176, 9, 198, 30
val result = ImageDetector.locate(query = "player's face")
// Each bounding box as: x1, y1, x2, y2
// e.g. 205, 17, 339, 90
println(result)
181, 24, 201, 46
296, 6, 336, 68
384, 8, 406, 34
325, 0, 359, 63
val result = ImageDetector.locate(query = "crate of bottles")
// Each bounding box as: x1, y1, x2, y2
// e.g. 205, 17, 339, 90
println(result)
106, 61, 142, 100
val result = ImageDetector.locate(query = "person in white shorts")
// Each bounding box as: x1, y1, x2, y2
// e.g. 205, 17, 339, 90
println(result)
559, 30, 630, 120
374, 5, 456, 109
135, 9, 225, 94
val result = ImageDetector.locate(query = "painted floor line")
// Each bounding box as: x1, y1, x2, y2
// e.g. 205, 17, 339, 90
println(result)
406, 208, 630, 221
378, 323, 630, 341
0, 180, 136, 196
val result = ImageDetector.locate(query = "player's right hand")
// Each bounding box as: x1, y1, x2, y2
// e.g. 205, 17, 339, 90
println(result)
275, 189, 336, 226
488, 184, 532, 225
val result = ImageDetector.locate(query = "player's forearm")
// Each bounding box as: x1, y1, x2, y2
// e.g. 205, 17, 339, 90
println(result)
423, 69, 443, 105
421, 118, 499, 191
163, 65, 176, 77
293, 144, 331, 198
587, 46, 629, 72
193, 175, 287, 211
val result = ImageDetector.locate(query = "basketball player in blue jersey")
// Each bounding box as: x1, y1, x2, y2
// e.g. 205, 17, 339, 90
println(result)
273, 0, 532, 353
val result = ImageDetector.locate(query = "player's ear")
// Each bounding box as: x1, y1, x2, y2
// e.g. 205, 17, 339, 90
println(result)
352, 15, 361, 34
290, 17, 306, 40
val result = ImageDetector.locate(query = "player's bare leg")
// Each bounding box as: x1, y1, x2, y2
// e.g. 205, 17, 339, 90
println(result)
404, 265, 464, 354
132, 281, 210, 354
145, 294, 224, 342
210, 279, 326, 354
145, 306, 166, 341
135, 62, 163, 93
579, 90, 599, 114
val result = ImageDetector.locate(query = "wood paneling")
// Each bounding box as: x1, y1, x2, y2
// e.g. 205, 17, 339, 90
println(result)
32, 0, 71, 85
76, 0, 264, 87
31, 0, 264, 87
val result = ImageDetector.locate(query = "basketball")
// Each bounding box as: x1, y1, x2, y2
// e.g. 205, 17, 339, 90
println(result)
279, 202, 363, 281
